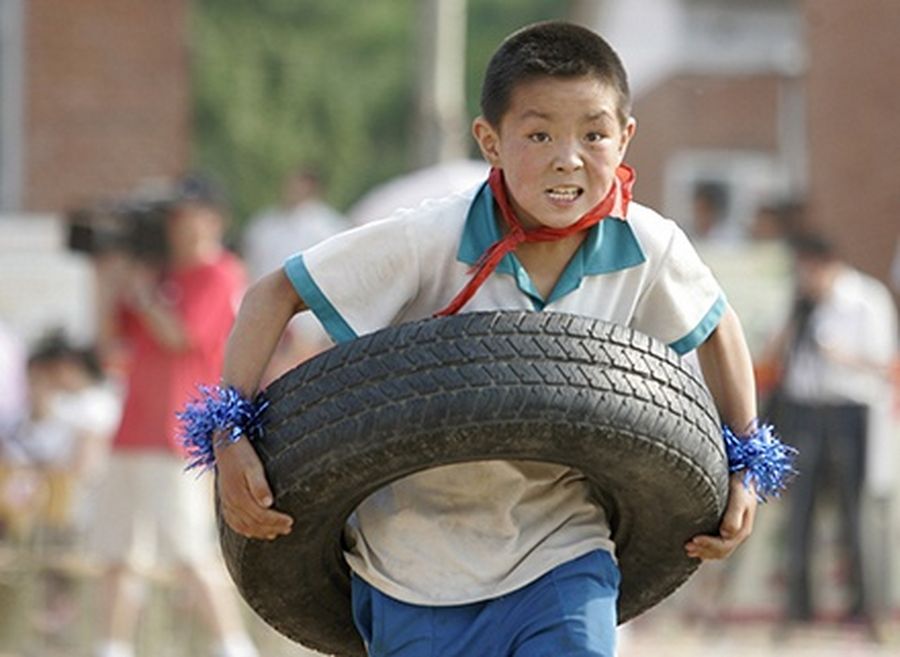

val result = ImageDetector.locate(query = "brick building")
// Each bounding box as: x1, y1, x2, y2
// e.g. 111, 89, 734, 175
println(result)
0, 0, 191, 344
1, 0, 898, 310
1, 0, 190, 213
803, 0, 900, 289
611, 0, 898, 290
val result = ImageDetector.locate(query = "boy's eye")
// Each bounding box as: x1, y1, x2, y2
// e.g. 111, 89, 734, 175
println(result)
585, 132, 606, 143
528, 132, 551, 143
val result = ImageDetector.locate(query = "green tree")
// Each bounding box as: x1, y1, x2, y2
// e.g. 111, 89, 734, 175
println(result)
191, 0, 565, 228
192, 0, 415, 223
465, 0, 566, 123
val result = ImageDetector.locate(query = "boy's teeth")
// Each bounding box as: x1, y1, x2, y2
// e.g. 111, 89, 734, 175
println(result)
547, 186, 580, 200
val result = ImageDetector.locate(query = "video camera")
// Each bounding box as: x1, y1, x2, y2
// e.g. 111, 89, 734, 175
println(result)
65, 175, 227, 264
66, 195, 172, 263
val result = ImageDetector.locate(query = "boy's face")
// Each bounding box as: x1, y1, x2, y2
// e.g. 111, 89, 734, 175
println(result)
473, 75, 635, 230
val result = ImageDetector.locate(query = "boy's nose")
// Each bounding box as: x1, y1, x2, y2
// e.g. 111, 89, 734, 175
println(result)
552, 142, 584, 172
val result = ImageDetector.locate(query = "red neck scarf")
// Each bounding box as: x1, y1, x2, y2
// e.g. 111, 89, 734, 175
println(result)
435, 163, 636, 317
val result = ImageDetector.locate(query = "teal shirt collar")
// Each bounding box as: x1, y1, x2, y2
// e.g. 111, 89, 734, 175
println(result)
457, 182, 646, 308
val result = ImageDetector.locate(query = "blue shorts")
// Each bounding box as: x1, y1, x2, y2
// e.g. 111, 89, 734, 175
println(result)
351, 550, 620, 657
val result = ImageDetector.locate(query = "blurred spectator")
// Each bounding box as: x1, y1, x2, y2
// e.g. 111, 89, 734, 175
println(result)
0, 320, 27, 449
89, 176, 258, 657
690, 180, 732, 241
0, 321, 32, 545
241, 167, 350, 382
10, 333, 118, 536
0, 320, 27, 542
749, 200, 804, 242
763, 234, 898, 628
1, 333, 119, 637
242, 167, 349, 282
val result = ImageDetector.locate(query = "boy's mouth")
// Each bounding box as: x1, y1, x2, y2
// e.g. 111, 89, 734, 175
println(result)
545, 185, 583, 202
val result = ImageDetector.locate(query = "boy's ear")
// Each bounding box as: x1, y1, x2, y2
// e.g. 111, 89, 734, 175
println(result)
617, 117, 637, 163
472, 116, 501, 167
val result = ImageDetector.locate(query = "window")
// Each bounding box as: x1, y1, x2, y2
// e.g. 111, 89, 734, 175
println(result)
663, 150, 791, 241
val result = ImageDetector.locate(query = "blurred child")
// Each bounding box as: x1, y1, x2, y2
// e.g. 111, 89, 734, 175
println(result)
2, 332, 120, 637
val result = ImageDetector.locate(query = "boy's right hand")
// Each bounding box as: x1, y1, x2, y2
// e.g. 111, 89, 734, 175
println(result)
215, 435, 293, 540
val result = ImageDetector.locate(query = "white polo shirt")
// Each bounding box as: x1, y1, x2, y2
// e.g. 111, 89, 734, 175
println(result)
243, 200, 351, 347
284, 182, 725, 606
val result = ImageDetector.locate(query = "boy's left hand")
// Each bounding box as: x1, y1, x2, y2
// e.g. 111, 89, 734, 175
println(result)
684, 472, 757, 560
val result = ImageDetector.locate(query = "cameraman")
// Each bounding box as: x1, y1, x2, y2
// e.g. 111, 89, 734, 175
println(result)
89, 177, 258, 657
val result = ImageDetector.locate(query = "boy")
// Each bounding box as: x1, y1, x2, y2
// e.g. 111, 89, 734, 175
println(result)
213, 22, 760, 657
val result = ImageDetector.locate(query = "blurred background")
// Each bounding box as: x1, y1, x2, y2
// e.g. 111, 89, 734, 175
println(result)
1, 0, 898, 656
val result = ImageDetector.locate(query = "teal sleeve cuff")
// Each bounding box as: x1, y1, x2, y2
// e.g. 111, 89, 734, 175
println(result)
283, 254, 358, 344
668, 295, 727, 355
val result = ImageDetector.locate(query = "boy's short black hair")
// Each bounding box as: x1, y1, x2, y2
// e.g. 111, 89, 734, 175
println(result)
480, 21, 631, 127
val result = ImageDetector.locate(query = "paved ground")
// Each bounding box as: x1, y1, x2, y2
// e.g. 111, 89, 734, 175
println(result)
614, 562, 900, 657
3, 524, 899, 657
1, 586, 897, 657
620, 616, 898, 657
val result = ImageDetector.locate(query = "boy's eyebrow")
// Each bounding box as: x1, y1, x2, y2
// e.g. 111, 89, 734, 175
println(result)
517, 109, 617, 122
584, 110, 616, 122
518, 109, 553, 120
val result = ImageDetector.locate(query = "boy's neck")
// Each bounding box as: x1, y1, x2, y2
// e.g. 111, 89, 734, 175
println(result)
515, 232, 588, 300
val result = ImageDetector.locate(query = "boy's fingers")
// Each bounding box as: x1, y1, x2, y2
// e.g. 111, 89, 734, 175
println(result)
215, 441, 292, 539
686, 504, 754, 560
244, 465, 274, 508
220, 488, 292, 539
234, 471, 293, 536
709, 473, 758, 547
719, 507, 743, 539
685, 535, 735, 560
241, 460, 293, 534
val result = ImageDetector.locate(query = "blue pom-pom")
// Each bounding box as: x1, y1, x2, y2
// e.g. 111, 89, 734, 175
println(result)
176, 385, 269, 472
723, 423, 797, 502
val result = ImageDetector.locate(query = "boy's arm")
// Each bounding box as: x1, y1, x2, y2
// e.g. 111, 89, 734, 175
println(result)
686, 303, 759, 560
215, 268, 306, 540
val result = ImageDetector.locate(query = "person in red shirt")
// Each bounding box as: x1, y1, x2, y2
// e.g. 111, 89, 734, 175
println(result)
90, 177, 258, 657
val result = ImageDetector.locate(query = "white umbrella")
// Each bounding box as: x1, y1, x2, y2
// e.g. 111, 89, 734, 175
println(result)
347, 159, 489, 226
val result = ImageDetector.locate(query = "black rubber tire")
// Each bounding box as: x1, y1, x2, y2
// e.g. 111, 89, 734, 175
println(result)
217, 311, 729, 657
